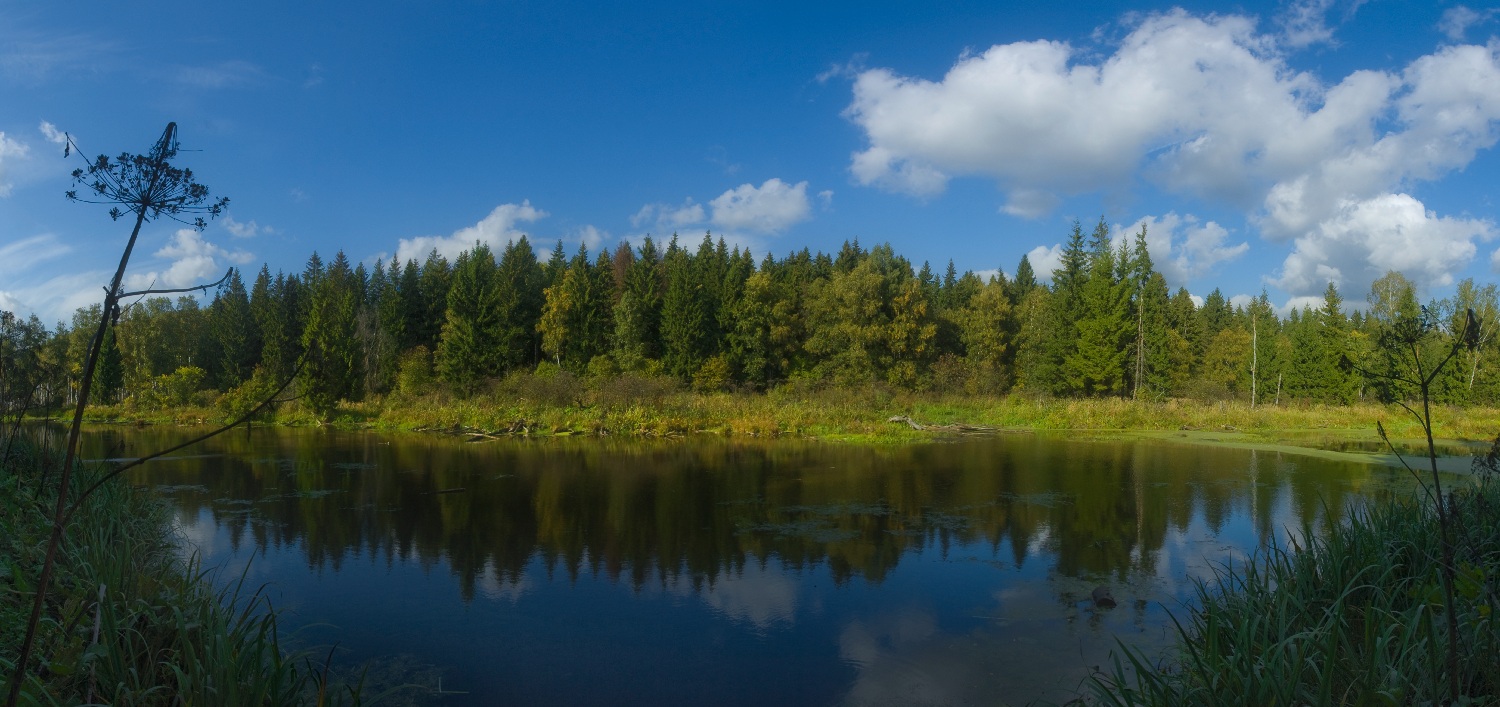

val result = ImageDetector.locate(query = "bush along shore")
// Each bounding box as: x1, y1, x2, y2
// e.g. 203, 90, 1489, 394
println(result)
1090, 472, 1500, 705
70, 371, 1500, 447
0, 434, 379, 705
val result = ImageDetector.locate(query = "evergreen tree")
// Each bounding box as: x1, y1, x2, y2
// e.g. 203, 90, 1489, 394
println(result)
437, 243, 504, 394
660, 243, 709, 377
495, 236, 546, 370
210, 268, 259, 388
1066, 238, 1130, 396
1008, 254, 1037, 305
613, 236, 663, 369
413, 249, 451, 351
729, 268, 800, 388
91, 325, 123, 404
537, 245, 612, 371
300, 251, 363, 416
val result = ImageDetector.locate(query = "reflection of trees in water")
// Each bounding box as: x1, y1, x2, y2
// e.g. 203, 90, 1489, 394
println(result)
89, 428, 1375, 598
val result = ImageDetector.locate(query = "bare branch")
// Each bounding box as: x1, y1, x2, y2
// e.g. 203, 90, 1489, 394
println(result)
119, 268, 232, 299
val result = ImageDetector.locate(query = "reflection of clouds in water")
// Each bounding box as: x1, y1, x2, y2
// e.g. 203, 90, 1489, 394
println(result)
836, 607, 1097, 707
476, 561, 532, 603
172, 508, 223, 558
661, 563, 799, 631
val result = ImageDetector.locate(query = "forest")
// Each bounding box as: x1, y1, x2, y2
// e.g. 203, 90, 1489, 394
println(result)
2, 218, 1497, 420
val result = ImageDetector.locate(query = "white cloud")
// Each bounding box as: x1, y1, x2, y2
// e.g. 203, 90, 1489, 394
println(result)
1273, 193, 1494, 298
0, 271, 110, 323
1124, 213, 1249, 287
576, 225, 607, 252
1439, 6, 1498, 42
1025, 244, 1065, 283
708, 178, 812, 233
0, 234, 70, 275
631, 200, 705, 232
221, 215, 267, 239
38, 121, 66, 145
125, 229, 254, 291
845, 10, 1500, 298
1277, 0, 1338, 48
0, 132, 30, 197
818, 189, 834, 208
1001, 189, 1061, 219
394, 201, 547, 265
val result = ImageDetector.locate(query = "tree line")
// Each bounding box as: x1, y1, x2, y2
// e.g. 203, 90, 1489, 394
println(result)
3, 219, 1498, 417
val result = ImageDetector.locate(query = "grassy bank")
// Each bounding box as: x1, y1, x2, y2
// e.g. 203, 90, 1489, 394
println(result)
0, 435, 370, 705
75, 374, 1500, 447
1089, 477, 1500, 705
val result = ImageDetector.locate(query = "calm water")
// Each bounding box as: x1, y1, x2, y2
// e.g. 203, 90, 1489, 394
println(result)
77, 426, 1415, 706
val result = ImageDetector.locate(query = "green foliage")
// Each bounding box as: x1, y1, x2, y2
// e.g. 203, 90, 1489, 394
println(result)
132, 366, 208, 410
395, 345, 434, 398
692, 354, 732, 392
90, 326, 123, 405
437, 243, 504, 395
300, 252, 364, 417
1092, 482, 1500, 705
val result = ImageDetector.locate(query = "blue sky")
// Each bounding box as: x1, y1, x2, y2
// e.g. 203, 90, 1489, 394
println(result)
2, 0, 1498, 323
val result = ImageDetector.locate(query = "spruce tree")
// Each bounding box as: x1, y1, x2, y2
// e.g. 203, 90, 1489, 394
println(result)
210, 268, 259, 388
300, 251, 363, 416
495, 236, 545, 370
437, 243, 503, 394
660, 243, 708, 377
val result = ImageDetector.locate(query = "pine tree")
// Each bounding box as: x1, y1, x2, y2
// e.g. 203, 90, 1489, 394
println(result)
537, 245, 612, 371
1066, 236, 1130, 396
660, 243, 708, 377
613, 236, 663, 369
91, 326, 123, 404
437, 243, 504, 394
300, 251, 363, 416
210, 268, 259, 388
413, 249, 451, 351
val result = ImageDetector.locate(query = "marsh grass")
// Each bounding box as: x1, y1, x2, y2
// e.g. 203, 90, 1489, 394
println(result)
0, 436, 400, 705
1088, 481, 1500, 705
73, 381, 1500, 445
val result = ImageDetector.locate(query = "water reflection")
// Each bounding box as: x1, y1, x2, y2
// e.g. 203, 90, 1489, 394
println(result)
74, 426, 1411, 706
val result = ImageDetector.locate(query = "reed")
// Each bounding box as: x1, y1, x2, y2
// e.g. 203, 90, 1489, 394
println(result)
0, 436, 388, 705
1088, 480, 1500, 705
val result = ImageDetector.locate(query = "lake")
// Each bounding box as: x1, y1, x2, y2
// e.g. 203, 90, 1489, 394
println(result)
79, 426, 1417, 706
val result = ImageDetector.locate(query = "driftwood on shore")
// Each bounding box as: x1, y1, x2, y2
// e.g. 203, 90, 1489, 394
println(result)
886, 415, 1009, 435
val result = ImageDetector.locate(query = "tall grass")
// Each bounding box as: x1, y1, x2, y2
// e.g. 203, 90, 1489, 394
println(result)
1089, 480, 1500, 705
1, 435, 383, 705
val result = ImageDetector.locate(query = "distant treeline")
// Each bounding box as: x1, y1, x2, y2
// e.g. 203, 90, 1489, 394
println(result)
2, 219, 1497, 417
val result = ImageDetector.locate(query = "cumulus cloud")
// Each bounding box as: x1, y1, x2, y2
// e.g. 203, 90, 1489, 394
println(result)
38, 121, 66, 145
1273, 193, 1494, 298
1277, 0, 1339, 48
1439, 6, 1499, 42
633, 178, 816, 243
1124, 213, 1249, 287
631, 199, 705, 232
394, 201, 546, 265
845, 10, 1500, 297
575, 225, 608, 252
1025, 244, 1065, 283
708, 178, 813, 233
125, 229, 254, 291
0, 132, 30, 197
221, 215, 268, 238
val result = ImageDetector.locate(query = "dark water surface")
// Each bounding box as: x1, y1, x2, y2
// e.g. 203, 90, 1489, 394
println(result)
79, 426, 1415, 706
